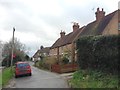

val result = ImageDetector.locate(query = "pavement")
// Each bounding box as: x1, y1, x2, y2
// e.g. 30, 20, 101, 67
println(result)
60, 72, 73, 77
60, 72, 73, 80
60, 73, 74, 88
0, 66, 4, 73
5, 78, 16, 88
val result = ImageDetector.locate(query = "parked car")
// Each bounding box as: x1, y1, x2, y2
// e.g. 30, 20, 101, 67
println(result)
15, 61, 32, 78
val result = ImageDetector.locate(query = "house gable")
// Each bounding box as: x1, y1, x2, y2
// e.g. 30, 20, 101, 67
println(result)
80, 10, 117, 36
51, 26, 85, 49
33, 47, 50, 58
102, 10, 119, 35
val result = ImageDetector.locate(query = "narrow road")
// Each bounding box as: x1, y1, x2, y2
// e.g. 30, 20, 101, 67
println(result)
14, 62, 69, 88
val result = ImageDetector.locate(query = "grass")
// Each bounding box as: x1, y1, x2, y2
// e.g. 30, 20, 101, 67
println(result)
69, 69, 118, 88
0, 71, 2, 89
2, 67, 14, 87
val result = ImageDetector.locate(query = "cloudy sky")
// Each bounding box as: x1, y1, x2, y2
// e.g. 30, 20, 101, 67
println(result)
0, 0, 119, 57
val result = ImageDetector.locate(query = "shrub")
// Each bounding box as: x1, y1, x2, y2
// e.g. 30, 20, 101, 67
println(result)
34, 56, 58, 70
70, 70, 118, 88
61, 56, 69, 64
45, 56, 58, 65
76, 35, 119, 74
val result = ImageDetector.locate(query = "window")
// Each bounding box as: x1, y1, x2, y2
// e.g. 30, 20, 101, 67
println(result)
119, 23, 120, 30
17, 63, 29, 68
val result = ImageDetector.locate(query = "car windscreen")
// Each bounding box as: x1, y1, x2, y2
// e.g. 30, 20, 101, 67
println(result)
17, 63, 29, 68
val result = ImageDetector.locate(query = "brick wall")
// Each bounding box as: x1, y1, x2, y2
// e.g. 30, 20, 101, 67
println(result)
50, 44, 72, 56
59, 44, 72, 55
102, 11, 119, 35
49, 48, 57, 56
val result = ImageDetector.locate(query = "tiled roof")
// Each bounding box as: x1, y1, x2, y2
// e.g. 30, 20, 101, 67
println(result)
39, 47, 50, 53
80, 10, 118, 36
33, 47, 50, 57
51, 27, 85, 49
51, 10, 119, 49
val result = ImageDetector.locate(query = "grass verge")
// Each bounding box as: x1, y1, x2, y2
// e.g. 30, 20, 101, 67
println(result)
2, 67, 14, 87
69, 70, 118, 88
0, 71, 2, 89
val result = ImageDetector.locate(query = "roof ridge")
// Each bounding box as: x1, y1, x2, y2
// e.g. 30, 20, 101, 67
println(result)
51, 9, 117, 49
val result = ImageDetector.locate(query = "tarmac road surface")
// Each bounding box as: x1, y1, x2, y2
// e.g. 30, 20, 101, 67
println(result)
13, 62, 69, 88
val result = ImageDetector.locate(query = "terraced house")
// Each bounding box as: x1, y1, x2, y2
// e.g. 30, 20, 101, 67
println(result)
50, 8, 120, 64
33, 47, 50, 62
50, 23, 85, 63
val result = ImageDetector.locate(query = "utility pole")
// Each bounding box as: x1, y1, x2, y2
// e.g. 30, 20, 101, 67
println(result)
11, 27, 15, 71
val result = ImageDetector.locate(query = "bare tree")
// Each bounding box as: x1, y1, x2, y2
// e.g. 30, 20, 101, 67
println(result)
0, 41, 3, 65
2, 38, 28, 66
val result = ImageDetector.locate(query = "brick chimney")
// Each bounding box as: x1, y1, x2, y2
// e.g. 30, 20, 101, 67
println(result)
73, 22, 80, 32
60, 30, 65, 38
95, 8, 105, 22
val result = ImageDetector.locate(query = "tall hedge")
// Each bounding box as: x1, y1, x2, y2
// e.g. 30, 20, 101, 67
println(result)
76, 35, 119, 74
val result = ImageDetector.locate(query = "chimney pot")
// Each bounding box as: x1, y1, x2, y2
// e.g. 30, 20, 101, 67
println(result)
60, 30, 65, 38
95, 8, 105, 22
73, 22, 80, 32
102, 8, 103, 11
97, 7, 99, 11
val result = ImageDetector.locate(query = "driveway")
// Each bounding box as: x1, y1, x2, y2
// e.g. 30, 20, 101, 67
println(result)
13, 62, 69, 88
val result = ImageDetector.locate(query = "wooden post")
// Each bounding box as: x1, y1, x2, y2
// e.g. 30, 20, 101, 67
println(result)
71, 43, 75, 71
11, 27, 15, 72
57, 47, 60, 64
71, 43, 75, 63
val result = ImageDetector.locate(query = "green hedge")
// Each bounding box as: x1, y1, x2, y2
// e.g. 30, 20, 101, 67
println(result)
76, 35, 119, 74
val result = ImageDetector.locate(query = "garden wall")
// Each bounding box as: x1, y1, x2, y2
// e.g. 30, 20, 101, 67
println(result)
51, 63, 79, 73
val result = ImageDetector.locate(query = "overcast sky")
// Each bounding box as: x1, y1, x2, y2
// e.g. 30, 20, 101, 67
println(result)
0, 0, 119, 57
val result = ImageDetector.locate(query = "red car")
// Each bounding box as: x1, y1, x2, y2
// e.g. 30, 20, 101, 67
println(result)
15, 62, 32, 78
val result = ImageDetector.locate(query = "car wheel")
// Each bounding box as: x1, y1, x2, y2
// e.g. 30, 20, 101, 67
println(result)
15, 75, 18, 78
29, 73, 32, 76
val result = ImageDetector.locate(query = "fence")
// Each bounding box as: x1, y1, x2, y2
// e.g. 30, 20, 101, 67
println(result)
51, 63, 79, 73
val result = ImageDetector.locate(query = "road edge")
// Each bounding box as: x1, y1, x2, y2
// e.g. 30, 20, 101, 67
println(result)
4, 77, 15, 88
